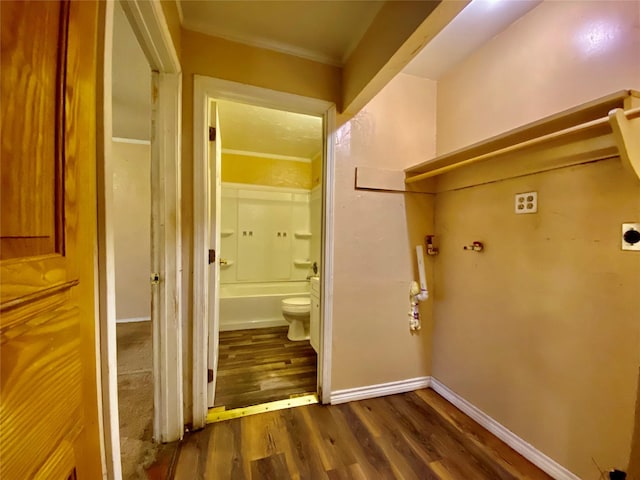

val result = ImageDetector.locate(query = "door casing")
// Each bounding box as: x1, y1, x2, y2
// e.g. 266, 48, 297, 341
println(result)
192, 75, 337, 428
98, 1, 182, 478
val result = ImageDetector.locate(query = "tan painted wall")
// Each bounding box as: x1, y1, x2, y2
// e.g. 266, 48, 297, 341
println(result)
181, 29, 341, 109
629, 368, 640, 478
431, 1, 640, 478
332, 73, 437, 390
311, 152, 322, 189
436, 0, 640, 155
342, 1, 468, 116
111, 141, 151, 321
343, 1, 439, 113
433, 160, 640, 479
221, 152, 311, 189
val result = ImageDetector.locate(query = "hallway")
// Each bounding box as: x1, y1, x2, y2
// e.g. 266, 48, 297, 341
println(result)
173, 389, 552, 479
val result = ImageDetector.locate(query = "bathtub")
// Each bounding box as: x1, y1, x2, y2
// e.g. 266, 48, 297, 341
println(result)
219, 281, 310, 331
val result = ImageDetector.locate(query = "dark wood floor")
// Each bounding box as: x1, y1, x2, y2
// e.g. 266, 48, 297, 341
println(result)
174, 388, 552, 480
214, 326, 318, 410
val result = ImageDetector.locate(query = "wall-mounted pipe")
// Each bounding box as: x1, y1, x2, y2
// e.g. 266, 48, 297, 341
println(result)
415, 245, 429, 301
409, 245, 429, 331
463, 241, 484, 252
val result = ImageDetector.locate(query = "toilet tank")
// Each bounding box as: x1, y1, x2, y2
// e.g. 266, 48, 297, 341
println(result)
310, 276, 320, 353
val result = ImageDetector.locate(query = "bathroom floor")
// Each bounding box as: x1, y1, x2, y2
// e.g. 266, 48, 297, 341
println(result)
214, 326, 317, 410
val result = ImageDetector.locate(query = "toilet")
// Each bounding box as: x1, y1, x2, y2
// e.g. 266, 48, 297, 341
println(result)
281, 296, 310, 341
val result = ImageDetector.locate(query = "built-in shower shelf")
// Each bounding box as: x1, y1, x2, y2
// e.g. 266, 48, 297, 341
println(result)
294, 232, 312, 239
221, 230, 234, 237
404, 90, 640, 190
293, 260, 312, 267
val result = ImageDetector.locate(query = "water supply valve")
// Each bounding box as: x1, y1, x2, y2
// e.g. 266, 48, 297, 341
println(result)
425, 235, 439, 256
463, 241, 484, 252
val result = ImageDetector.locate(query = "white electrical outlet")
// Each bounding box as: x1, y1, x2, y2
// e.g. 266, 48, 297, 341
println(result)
622, 223, 640, 251
515, 191, 537, 214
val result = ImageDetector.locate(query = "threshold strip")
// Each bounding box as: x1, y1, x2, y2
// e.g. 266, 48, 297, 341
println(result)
206, 393, 318, 424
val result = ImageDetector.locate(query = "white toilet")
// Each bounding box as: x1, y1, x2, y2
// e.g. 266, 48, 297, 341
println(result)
281, 296, 310, 341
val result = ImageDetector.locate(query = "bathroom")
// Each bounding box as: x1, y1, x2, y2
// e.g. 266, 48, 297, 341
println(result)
212, 100, 324, 410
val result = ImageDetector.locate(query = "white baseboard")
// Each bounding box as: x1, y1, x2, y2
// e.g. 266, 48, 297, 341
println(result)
330, 376, 431, 405
429, 378, 580, 480
116, 317, 150, 324
219, 318, 288, 332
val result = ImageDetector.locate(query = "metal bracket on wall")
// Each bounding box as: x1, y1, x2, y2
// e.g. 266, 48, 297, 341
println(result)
609, 107, 640, 182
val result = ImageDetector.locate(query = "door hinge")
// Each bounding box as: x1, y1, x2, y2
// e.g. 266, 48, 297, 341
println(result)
208, 249, 215, 264
207, 368, 214, 383
209, 126, 216, 141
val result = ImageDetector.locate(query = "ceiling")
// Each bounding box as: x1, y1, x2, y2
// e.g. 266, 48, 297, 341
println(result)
179, 0, 384, 66
217, 101, 322, 159
112, 0, 544, 144
404, 0, 542, 80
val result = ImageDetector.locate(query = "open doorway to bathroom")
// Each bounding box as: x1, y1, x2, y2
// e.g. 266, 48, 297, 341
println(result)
211, 100, 324, 411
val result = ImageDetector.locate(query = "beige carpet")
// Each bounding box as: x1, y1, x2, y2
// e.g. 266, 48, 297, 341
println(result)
117, 321, 175, 480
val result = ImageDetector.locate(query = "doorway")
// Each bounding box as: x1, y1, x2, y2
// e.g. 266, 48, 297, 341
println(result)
210, 100, 324, 410
110, 3, 177, 478
99, 1, 182, 478
106, 2, 158, 479
192, 76, 336, 428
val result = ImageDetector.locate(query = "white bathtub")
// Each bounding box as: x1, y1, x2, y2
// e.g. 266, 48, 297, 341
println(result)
219, 281, 310, 331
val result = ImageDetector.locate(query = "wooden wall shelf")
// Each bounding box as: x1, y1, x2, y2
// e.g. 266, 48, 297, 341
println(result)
405, 90, 640, 185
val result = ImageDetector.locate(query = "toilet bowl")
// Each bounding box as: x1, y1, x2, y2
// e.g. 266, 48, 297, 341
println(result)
281, 296, 310, 341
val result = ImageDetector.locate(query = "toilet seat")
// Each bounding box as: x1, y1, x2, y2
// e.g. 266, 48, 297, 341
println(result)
282, 297, 310, 314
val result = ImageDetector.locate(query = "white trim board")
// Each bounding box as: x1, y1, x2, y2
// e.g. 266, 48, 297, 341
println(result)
330, 376, 431, 405
222, 182, 311, 195
222, 148, 311, 164
219, 318, 288, 332
112, 137, 151, 145
174, 0, 184, 24
116, 317, 151, 324
150, 70, 184, 443
97, 5, 122, 478
319, 105, 335, 404
429, 378, 580, 480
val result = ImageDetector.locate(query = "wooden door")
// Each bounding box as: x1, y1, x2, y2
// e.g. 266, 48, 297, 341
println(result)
1, 1, 103, 478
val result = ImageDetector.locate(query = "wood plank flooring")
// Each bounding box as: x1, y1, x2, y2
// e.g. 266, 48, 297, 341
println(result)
174, 389, 553, 480
215, 326, 318, 410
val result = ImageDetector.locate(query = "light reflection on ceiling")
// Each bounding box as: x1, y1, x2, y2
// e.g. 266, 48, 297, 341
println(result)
216, 100, 323, 160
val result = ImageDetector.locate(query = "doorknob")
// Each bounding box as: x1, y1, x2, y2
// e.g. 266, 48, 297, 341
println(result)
219, 258, 228, 266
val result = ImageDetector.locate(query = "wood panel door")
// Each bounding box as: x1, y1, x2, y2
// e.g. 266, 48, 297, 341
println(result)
1, 1, 103, 478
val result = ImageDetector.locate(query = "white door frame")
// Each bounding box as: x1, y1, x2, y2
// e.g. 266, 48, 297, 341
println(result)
192, 75, 336, 428
98, 1, 182, 478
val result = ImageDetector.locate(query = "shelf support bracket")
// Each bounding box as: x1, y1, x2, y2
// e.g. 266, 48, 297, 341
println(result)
609, 108, 640, 182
